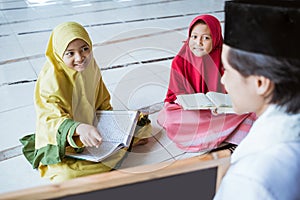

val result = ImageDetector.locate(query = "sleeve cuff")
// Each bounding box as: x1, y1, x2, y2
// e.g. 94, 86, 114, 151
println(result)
67, 122, 83, 148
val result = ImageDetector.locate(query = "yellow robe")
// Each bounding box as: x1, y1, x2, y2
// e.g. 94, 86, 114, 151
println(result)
20, 22, 151, 182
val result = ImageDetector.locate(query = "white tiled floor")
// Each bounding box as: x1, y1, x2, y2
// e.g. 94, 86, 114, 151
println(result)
0, 0, 225, 195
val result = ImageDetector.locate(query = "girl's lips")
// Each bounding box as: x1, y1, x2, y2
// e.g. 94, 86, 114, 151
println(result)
74, 60, 86, 67
193, 47, 204, 51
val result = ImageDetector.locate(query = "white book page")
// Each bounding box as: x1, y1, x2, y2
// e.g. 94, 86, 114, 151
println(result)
67, 142, 121, 162
66, 110, 138, 162
177, 93, 215, 110
206, 92, 232, 108
88, 111, 138, 159
97, 111, 136, 144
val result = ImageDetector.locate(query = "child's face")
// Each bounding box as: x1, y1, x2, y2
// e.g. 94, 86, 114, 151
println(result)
221, 45, 263, 115
189, 23, 213, 57
62, 39, 92, 72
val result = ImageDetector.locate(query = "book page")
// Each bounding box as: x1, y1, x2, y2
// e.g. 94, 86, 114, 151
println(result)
66, 110, 139, 162
206, 92, 232, 108
67, 142, 121, 162
89, 111, 138, 159
96, 111, 136, 144
177, 93, 215, 110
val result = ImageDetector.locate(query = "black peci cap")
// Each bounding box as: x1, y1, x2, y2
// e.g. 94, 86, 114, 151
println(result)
224, 0, 300, 60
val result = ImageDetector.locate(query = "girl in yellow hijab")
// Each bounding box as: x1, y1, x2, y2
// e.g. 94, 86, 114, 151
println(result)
20, 22, 151, 182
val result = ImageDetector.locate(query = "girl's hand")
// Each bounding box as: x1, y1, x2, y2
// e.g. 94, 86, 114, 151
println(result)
75, 123, 102, 148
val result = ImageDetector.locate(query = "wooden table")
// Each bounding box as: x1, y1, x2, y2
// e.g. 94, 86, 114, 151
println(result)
1, 149, 231, 200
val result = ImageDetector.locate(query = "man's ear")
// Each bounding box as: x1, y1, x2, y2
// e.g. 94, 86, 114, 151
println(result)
255, 76, 274, 97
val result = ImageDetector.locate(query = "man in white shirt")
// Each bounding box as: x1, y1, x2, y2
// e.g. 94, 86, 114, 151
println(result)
214, 1, 300, 199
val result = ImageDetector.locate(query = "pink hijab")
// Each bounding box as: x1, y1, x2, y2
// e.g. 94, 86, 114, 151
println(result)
165, 15, 225, 103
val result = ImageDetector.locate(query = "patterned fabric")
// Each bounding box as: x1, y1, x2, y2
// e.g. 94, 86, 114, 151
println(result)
157, 103, 256, 152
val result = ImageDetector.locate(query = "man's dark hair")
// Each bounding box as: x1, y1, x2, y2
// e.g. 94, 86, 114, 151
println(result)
227, 47, 300, 114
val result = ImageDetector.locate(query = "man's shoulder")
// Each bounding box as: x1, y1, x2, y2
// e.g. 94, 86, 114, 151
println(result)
229, 142, 300, 185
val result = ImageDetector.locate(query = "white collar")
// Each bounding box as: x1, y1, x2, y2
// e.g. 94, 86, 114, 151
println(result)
231, 104, 300, 163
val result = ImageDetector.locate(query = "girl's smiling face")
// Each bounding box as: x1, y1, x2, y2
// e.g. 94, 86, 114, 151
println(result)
62, 39, 92, 72
189, 22, 213, 57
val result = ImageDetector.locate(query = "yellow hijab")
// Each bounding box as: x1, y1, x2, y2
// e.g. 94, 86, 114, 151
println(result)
34, 22, 111, 149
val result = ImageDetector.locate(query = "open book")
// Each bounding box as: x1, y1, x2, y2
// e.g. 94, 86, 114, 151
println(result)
66, 110, 139, 162
176, 92, 235, 114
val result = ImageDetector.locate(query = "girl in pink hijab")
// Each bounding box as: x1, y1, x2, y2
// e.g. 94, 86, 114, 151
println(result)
158, 15, 256, 152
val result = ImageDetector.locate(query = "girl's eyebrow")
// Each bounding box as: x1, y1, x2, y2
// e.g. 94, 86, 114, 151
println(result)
66, 44, 88, 51
191, 32, 211, 36
81, 44, 89, 48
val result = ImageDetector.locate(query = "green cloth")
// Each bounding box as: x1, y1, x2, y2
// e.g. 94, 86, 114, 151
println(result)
20, 119, 80, 169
